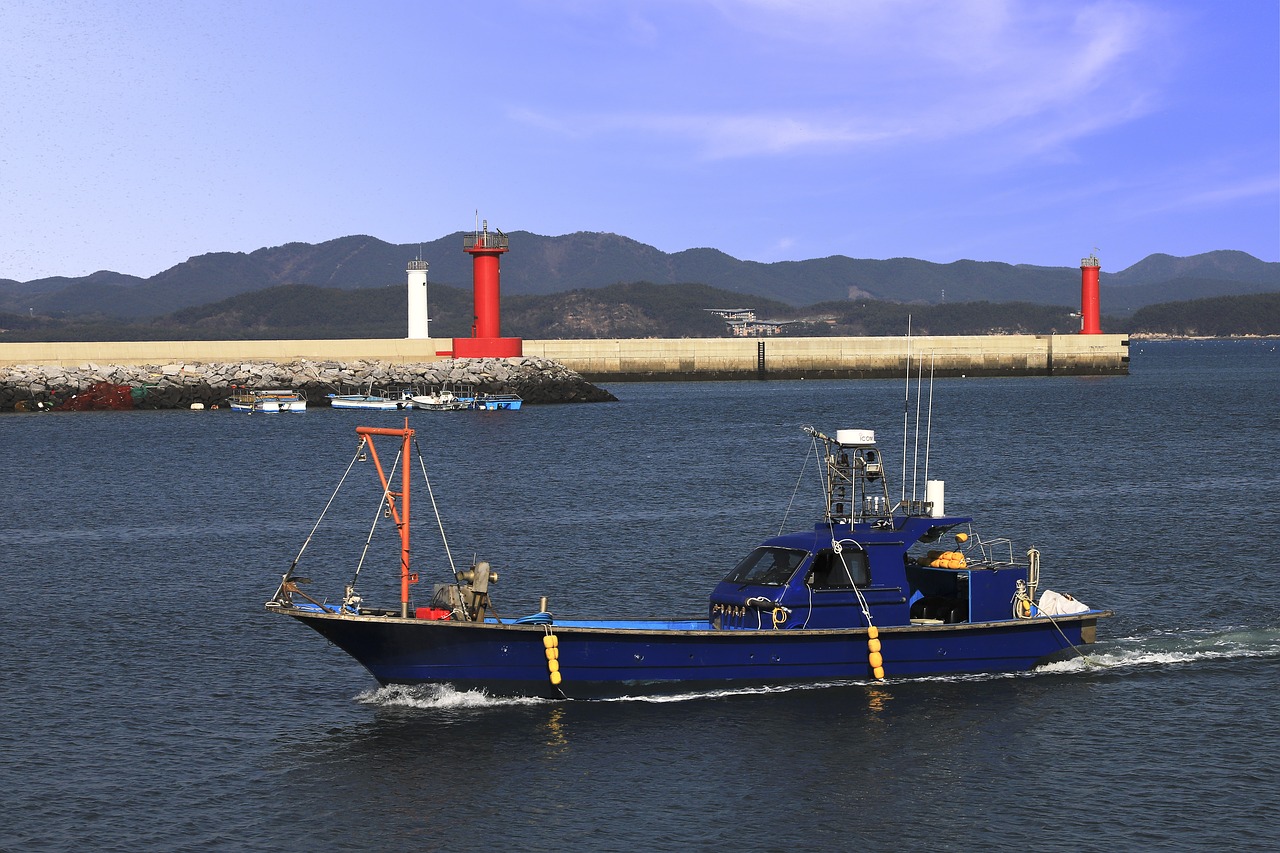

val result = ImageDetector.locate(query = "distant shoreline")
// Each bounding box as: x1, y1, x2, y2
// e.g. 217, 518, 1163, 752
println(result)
1127, 333, 1280, 341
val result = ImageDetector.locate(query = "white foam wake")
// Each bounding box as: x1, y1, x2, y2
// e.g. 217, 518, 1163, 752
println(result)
1036, 626, 1280, 675
355, 683, 549, 709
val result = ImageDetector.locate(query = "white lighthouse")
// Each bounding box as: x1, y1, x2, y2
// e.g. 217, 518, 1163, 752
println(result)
406, 258, 429, 339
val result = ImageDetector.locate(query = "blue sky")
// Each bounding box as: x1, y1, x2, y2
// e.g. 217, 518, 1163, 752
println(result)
1, 0, 1276, 282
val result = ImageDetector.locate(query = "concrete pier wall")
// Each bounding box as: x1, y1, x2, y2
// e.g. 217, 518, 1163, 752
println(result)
0, 333, 1128, 378
528, 334, 1128, 378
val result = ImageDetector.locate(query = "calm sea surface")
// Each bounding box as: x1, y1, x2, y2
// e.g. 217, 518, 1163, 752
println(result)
2, 339, 1278, 852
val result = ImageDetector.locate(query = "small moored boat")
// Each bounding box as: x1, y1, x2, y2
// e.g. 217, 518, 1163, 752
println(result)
326, 386, 415, 410
267, 414, 1111, 700
469, 392, 522, 411
227, 389, 307, 413
410, 384, 471, 411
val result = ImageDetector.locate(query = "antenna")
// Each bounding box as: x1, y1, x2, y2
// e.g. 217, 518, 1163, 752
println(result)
901, 316, 911, 509
912, 355, 923, 504
923, 354, 935, 487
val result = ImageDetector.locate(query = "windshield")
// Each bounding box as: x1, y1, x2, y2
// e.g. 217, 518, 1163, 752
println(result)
723, 547, 809, 586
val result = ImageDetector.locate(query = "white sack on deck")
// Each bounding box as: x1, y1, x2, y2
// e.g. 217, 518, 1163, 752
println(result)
1038, 589, 1090, 616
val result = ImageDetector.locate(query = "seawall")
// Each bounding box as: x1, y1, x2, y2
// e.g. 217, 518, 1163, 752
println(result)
0, 355, 615, 411
0, 333, 1129, 379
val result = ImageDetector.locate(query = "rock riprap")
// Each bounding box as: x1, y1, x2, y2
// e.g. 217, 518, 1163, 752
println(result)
0, 356, 616, 410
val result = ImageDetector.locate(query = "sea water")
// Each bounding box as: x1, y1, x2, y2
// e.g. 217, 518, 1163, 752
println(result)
2, 339, 1278, 851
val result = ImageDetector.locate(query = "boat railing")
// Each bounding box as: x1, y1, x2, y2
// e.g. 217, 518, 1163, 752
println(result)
464, 231, 509, 251
970, 533, 1017, 566
895, 499, 935, 517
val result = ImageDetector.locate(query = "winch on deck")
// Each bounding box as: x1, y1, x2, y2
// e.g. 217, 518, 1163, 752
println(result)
428, 561, 498, 622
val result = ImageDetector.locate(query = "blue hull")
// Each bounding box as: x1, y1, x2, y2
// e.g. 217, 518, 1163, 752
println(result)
278, 609, 1105, 699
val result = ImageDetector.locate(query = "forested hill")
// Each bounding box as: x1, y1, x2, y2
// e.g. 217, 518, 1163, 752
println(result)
3, 281, 1277, 342
1, 232, 1276, 320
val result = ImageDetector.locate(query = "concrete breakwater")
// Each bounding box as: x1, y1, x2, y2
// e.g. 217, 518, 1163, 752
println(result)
0, 333, 1130, 380
0, 356, 616, 411
526, 334, 1131, 380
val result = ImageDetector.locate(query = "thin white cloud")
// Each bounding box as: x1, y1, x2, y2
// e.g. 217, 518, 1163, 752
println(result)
508, 106, 901, 157
1137, 174, 1280, 216
511, 0, 1172, 162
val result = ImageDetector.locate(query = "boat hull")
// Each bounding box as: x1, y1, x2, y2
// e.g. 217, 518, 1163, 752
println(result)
228, 390, 307, 413
328, 396, 412, 410
410, 396, 468, 411
273, 607, 1107, 699
471, 395, 522, 410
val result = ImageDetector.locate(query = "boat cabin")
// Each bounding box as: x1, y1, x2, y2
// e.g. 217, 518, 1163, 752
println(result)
708, 428, 1033, 630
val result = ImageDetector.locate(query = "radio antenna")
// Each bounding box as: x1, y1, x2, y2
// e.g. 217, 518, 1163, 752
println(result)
912, 354, 923, 504
901, 316, 911, 509
924, 354, 935, 487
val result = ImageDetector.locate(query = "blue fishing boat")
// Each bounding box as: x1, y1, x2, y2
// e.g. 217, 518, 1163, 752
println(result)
268, 420, 1109, 699
469, 392, 522, 411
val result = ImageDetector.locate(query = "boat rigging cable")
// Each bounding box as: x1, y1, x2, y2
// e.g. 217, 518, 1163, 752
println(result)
274, 438, 368, 599
413, 437, 458, 578
778, 439, 818, 536
349, 440, 401, 591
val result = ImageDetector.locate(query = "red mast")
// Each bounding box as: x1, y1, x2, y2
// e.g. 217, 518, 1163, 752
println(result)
453, 218, 523, 358
356, 422, 416, 618
1079, 251, 1102, 334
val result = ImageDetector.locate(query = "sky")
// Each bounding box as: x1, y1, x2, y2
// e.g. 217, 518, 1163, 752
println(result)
1, 0, 1277, 282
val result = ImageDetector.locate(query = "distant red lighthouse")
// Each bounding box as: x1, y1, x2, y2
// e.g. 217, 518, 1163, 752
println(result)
1079, 251, 1102, 334
452, 219, 523, 359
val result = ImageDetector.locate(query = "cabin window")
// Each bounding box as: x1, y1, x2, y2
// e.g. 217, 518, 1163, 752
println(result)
723, 547, 808, 586
808, 549, 870, 589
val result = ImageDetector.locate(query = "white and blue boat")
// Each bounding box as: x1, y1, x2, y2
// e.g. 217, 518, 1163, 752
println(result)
410, 384, 471, 411
268, 419, 1109, 699
326, 385, 415, 410
469, 392, 523, 411
227, 389, 307, 413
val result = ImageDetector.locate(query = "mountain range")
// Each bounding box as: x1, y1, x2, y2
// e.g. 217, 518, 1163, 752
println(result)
2, 233, 1277, 321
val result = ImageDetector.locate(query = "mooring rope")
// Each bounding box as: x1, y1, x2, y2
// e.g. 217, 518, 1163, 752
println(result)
1042, 609, 1097, 668
832, 536, 885, 680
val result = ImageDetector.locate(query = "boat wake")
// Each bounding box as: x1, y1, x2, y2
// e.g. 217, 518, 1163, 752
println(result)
1036, 626, 1280, 675
355, 683, 550, 709
600, 683, 845, 704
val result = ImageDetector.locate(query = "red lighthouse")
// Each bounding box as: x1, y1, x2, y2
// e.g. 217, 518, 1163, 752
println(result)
452, 219, 523, 359
1079, 251, 1102, 334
